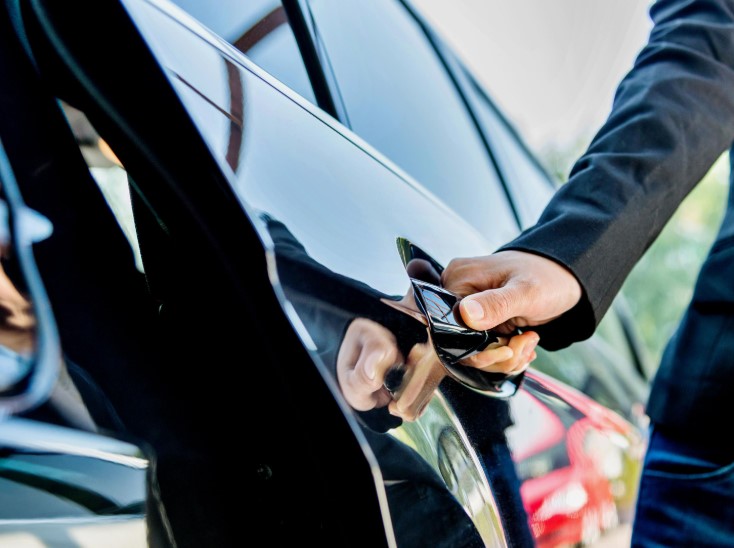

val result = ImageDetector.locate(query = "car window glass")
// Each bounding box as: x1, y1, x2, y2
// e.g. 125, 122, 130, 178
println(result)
306, 0, 517, 242
169, 0, 316, 104
460, 73, 556, 228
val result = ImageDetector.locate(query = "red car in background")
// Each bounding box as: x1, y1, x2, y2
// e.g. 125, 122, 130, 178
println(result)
510, 371, 646, 546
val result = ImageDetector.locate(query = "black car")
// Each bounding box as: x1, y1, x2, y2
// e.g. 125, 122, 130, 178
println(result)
0, 0, 649, 546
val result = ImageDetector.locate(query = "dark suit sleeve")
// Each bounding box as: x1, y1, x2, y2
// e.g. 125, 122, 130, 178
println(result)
499, 0, 734, 349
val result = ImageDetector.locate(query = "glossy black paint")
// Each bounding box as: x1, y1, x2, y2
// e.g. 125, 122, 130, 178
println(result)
0, 418, 151, 545
0, 133, 60, 414
114, 2, 533, 543
0, 15, 156, 543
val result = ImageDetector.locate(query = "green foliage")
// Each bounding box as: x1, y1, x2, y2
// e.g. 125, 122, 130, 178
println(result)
621, 155, 729, 368
540, 145, 729, 370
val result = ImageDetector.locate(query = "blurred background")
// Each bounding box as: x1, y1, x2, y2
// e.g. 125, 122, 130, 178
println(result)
413, 0, 730, 370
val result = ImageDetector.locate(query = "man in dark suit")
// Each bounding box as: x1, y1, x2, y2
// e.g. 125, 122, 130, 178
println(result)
442, 0, 734, 544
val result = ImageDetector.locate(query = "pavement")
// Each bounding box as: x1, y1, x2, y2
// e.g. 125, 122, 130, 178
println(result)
592, 524, 631, 548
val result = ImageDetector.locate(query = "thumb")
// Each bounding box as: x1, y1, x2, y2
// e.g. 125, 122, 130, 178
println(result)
459, 285, 525, 331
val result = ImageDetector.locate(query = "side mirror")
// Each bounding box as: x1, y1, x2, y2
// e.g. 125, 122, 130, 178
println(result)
0, 137, 60, 414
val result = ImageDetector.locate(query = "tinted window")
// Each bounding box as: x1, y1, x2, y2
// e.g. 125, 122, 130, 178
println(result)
460, 72, 556, 228
306, 0, 517, 242
170, 0, 316, 104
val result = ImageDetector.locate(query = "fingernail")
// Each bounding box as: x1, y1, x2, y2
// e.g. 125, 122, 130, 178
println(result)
498, 346, 514, 361
462, 299, 484, 322
523, 340, 538, 359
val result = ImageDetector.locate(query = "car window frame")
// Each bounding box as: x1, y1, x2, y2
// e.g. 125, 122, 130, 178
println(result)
277, 0, 342, 120
294, 0, 523, 229
446, 56, 561, 228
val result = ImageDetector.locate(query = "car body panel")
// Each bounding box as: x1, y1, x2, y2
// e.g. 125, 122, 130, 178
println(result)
124, 1, 645, 545
0, 0, 648, 545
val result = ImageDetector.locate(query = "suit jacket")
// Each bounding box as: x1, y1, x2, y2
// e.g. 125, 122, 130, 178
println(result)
500, 0, 734, 441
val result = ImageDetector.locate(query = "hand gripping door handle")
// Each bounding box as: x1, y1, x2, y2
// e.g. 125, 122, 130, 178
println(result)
394, 237, 524, 397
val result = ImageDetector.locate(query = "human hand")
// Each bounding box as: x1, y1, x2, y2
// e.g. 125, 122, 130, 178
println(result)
458, 330, 539, 376
385, 335, 537, 421
336, 318, 404, 411
442, 250, 582, 333
336, 317, 448, 421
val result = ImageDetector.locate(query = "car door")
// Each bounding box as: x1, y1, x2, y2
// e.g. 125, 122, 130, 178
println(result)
165, 0, 644, 413
123, 3, 516, 545
11, 0, 644, 546
14, 0, 505, 545
289, 0, 650, 424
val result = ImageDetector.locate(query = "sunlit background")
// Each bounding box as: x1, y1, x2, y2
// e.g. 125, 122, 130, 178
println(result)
412, 0, 653, 150
414, 0, 730, 369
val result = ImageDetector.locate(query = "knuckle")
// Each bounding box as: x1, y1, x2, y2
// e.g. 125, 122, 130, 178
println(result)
464, 353, 486, 368
445, 257, 465, 272
443, 257, 471, 281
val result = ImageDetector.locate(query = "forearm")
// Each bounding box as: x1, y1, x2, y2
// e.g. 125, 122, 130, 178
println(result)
502, 0, 734, 340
